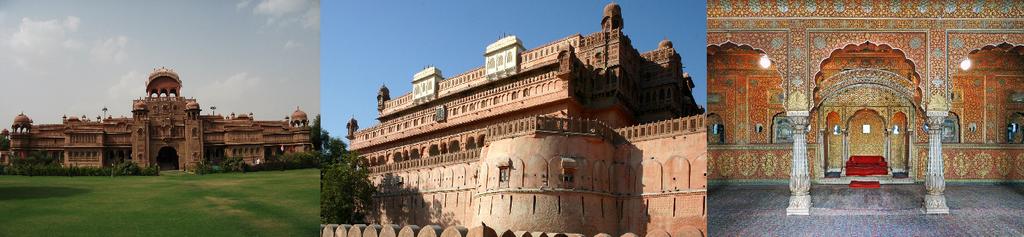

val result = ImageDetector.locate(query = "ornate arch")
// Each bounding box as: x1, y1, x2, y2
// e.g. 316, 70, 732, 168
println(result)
813, 41, 922, 89
812, 68, 924, 113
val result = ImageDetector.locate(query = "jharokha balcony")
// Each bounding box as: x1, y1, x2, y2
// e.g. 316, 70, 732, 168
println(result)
486, 116, 618, 142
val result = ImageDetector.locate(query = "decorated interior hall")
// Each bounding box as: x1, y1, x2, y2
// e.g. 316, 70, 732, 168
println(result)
705, 0, 1024, 235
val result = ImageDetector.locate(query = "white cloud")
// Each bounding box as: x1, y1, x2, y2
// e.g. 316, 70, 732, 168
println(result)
283, 40, 301, 49
236, 0, 253, 10
301, 0, 319, 29
63, 16, 80, 31
107, 71, 145, 100
243, 0, 318, 30
6, 16, 84, 70
196, 73, 265, 108
90, 36, 129, 63
254, 0, 307, 16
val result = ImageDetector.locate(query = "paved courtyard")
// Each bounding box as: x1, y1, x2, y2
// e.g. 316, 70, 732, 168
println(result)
708, 184, 1024, 236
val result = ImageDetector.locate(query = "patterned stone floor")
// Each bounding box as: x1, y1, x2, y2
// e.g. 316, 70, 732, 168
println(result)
708, 184, 1024, 236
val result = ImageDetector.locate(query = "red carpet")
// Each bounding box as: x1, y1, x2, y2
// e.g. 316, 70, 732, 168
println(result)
850, 180, 881, 188
846, 156, 888, 176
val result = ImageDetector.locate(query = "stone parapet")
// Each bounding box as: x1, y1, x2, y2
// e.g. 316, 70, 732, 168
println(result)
486, 116, 617, 142
369, 148, 481, 174
615, 114, 705, 143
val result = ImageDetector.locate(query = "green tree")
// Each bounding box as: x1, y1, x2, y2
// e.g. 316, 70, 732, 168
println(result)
310, 114, 325, 151
0, 135, 9, 150
320, 143, 375, 224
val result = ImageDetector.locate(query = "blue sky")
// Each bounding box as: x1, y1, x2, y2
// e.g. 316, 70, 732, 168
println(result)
322, 0, 707, 141
0, 0, 320, 126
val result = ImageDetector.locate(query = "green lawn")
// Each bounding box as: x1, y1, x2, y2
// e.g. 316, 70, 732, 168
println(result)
0, 169, 319, 237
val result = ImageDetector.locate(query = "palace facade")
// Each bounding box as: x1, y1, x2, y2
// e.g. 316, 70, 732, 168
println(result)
345, 3, 707, 237
4, 67, 312, 171
707, 0, 1024, 215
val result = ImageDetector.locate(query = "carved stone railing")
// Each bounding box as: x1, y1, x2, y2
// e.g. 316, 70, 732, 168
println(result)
615, 114, 706, 143
639, 47, 676, 63
487, 116, 616, 142
368, 148, 482, 174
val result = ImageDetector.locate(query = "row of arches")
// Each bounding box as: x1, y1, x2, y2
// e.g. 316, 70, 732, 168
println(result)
369, 134, 487, 166
450, 78, 559, 118
362, 74, 559, 142
148, 89, 179, 98
372, 155, 706, 194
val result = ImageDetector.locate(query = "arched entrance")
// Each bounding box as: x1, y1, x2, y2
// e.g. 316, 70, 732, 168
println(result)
156, 146, 179, 170
847, 109, 886, 159
810, 42, 925, 181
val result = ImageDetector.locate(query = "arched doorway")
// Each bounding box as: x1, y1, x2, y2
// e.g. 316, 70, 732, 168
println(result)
810, 42, 925, 180
845, 109, 887, 175
157, 146, 179, 170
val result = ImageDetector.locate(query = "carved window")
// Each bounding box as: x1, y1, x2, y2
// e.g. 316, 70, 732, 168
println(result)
433, 105, 447, 122
498, 166, 510, 188
942, 113, 960, 143
707, 113, 725, 144
562, 171, 575, 189
772, 113, 793, 143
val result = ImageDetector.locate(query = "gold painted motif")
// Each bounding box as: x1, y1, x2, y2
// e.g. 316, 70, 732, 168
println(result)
952, 152, 969, 177
763, 153, 777, 176
738, 153, 757, 177
975, 153, 993, 177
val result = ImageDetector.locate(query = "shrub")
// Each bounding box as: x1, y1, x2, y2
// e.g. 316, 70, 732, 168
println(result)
2, 151, 159, 176
250, 151, 320, 172
221, 157, 248, 173
141, 164, 160, 176
194, 161, 214, 175
112, 161, 142, 176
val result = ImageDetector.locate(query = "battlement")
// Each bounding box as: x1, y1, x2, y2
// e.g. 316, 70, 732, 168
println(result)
615, 114, 706, 143
487, 116, 617, 142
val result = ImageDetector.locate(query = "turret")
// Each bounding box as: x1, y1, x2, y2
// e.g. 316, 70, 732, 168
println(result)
291, 107, 309, 127
11, 113, 32, 134
346, 117, 359, 140
601, 3, 623, 31
185, 100, 201, 119
377, 84, 390, 112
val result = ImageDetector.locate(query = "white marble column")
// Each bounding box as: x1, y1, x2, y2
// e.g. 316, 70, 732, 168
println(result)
925, 111, 950, 214
787, 111, 811, 215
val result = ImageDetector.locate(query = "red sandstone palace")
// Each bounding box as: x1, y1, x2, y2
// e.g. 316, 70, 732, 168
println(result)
343, 3, 707, 237
2, 67, 312, 171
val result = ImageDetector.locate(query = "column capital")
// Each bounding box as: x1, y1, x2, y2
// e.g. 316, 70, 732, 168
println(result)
926, 115, 947, 129
786, 110, 809, 117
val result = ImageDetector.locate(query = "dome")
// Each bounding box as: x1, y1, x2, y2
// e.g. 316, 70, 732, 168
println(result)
133, 100, 147, 110
13, 113, 31, 124
659, 39, 673, 49
67, 116, 80, 122
291, 107, 308, 121
185, 101, 200, 110
146, 66, 183, 97
603, 3, 621, 18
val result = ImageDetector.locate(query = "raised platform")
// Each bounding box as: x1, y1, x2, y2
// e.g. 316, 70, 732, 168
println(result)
846, 155, 888, 176
818, 175, 915, 185
850, 180, 881, 188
